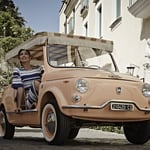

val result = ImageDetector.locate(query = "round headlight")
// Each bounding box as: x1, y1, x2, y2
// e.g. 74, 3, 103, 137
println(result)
142, 83, 150, 97
76, 79, 88, 93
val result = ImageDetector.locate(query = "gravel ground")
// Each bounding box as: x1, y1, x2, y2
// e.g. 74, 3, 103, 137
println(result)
1, 127, 150, 150
76, 128, 125, 139
15, 127, 125, 139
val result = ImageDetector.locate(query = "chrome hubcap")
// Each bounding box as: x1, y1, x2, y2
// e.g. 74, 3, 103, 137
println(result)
46, 111, 56, 134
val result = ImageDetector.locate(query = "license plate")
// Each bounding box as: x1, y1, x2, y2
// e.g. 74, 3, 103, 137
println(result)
110, 103, 134, 111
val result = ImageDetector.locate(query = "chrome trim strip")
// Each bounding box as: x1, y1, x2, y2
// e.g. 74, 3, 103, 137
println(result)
7, 109, 38, 114
62, 99, 150, 112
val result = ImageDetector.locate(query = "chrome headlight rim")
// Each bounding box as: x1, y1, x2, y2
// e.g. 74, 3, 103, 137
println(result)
76, 79, 88, 94
142, 83, 150, 97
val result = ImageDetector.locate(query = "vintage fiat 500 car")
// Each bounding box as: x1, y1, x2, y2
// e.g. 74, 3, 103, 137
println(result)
0, 32, 150, 145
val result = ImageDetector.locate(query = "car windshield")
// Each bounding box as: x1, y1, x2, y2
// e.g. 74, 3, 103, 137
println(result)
47, 44, 117, 72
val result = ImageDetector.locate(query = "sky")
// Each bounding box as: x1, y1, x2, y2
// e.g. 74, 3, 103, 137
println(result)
13, 0, 62, 33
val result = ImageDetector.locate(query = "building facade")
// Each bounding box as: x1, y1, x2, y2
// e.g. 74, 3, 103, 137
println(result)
59, 0, 150, 82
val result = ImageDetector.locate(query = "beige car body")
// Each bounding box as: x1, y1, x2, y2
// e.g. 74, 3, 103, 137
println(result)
1, 32, 150, 145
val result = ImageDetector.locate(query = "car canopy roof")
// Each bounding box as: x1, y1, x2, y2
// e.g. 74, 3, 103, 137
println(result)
5, 32, 113, 64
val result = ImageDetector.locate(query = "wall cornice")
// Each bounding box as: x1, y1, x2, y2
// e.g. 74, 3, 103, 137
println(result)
128, 0, 150, 19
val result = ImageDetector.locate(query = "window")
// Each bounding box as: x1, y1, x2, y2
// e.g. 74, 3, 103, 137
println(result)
84, 22, 88, 36
68, 9, 75, 34
97, 5, 102, 37
64, 17, 67, 34
129, 0, 133, 6
68, 17, 73, 33
81, 0, 89, 9
129, 0, 137, 6
80, 0, 89, 18
47, 44, 116, 71
110, 0, 122, 30
116, 0, 121, 18
73, 9, 75, 31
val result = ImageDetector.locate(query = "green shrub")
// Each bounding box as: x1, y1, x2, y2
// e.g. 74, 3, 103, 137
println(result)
91, 126, 123, 134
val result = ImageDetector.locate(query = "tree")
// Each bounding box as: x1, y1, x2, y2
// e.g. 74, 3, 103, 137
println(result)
0, 0, 34, 90
0, 0, 34, 52
0, 11, 34, 52
0, 0, 26, 26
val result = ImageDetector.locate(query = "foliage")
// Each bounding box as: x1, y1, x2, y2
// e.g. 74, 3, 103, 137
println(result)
0, 11, 34, 52
92, 126, 123, 134
0, 36, 20, 52
0, 0, 26, 26
0, 0, 34, 52
0, 0, 34, 91
0, 71, 12, 87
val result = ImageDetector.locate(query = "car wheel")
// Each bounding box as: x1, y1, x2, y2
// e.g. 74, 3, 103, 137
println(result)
123, 120, 150, 144
68, 128, 80, 139
0, 108, 15, 139
42, 102, 70, 145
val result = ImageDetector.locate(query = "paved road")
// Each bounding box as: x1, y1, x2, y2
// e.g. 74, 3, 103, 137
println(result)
0, 128, 150, 150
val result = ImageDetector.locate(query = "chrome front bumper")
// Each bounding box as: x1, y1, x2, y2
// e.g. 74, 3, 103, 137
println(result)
62, 99, 150, 113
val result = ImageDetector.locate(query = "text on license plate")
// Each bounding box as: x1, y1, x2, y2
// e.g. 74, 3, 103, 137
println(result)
110, 103, 134, 111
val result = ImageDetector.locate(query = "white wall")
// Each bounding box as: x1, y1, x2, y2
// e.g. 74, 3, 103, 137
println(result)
59, 0, 148, 79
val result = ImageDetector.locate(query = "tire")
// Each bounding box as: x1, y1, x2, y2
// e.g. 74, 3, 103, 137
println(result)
123, 120, 150, 144
68, 128, 80, 139
0, 108, 15, 139
42, 102, 71, 145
